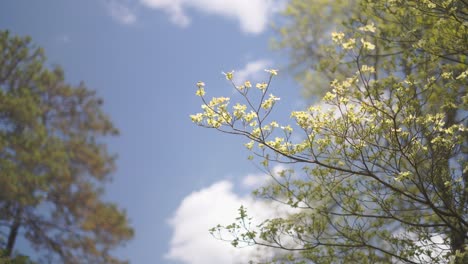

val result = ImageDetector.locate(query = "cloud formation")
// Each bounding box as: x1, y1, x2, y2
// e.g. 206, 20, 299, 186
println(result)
233, 59, 272, 83
166, 179, 282, 264
140, 0, 284, 34
105, 0, 137, 25
241, 165, 286, 188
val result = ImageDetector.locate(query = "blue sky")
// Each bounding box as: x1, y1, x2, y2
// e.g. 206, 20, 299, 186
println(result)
0, 1, 302, 263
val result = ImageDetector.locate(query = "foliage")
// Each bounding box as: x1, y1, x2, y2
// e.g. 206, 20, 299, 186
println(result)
0, 250, 37, 264
273, 0, 359, 98
0, 31, 133, 264
192, 0, 467, 263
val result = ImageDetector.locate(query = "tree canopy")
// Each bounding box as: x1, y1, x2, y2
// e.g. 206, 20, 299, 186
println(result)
0, 31, 133, 263
192, 0, 467, 263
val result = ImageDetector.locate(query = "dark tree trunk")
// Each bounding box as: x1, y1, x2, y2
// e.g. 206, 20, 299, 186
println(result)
451, 226, 468, 264
5, 208, 22, 257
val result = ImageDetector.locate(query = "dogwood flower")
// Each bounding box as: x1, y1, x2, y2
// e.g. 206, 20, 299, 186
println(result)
358, 22, 376, 33
195, 87, 205, 96
223, 71, 234, 80
342, 38, 356, 50
361, 39, 375, 50
256, 82, 268, 91
265, 69, 278, 76
331, 32, 345, 43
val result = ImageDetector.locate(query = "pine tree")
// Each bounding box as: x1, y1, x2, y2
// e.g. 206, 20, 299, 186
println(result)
0, 31, 133, 264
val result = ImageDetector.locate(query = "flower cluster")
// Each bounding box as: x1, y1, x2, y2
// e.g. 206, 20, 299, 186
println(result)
191, 69, 281, 133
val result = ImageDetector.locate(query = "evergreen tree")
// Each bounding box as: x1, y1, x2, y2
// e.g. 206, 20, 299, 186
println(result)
0, 31, 133, 264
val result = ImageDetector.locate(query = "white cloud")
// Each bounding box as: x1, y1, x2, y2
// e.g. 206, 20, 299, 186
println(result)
408, 233, 450, 263
140, 0, 285, 34
233, 59, 271, 84
242, 165, 286, 188
166, 179, 288, 264
168, 176, 454, 264
106, 0, 137, 25
241, 172, 269, 188
139, 0, 189, 27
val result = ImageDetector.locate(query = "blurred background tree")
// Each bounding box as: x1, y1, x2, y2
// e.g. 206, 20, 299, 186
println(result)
0, 31, 133, 264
